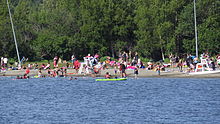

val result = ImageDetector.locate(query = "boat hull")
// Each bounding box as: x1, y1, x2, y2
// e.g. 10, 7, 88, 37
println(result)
189, 70, 220, 75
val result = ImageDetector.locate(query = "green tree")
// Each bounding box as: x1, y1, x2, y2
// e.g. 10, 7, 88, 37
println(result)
0, 0, 18, 58
13, 0, 35, 58
197, 0, 220, 55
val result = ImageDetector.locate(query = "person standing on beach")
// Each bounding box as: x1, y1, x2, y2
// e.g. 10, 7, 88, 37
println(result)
114, 63, 118, 75
74, 60, 80, 73
53, 56, 59, 68
25, 67, 30, 76
3, 57, 8, 68
156, 64, 161, 75
134, 52, 139, 65
178, 58, 183, 72
71, 54, 76, 67
134, 67, 138, 79
0, 57, 3, 67
210, 59, 216, 71
122, 51, 128, 62
120, 62, 126, 78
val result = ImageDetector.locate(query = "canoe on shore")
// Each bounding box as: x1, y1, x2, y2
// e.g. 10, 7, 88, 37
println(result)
96, 78, 127, 81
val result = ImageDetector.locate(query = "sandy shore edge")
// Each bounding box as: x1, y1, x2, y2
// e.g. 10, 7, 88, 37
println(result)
1, 68, 220, 78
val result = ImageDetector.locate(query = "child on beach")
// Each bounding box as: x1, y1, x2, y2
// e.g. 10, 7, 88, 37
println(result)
134, 67, 138, 79
156, 64, 161, 75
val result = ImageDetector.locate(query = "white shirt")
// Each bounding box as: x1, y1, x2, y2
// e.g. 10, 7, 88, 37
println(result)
3, 58, 8, 64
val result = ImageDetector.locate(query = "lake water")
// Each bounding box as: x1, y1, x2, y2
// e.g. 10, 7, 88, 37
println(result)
0, 77, 219, 124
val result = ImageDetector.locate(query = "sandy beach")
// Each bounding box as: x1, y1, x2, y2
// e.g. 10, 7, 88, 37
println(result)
1, 68, 220, 78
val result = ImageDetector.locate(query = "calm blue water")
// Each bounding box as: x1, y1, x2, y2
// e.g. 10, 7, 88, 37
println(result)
0, 77, 219, 124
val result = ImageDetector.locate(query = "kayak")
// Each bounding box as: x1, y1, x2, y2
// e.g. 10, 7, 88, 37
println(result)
34, 75, 39, 78
96, 78, 127, 81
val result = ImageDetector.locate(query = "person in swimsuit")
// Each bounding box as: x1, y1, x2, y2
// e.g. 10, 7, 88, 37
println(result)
105, 72, 111, 79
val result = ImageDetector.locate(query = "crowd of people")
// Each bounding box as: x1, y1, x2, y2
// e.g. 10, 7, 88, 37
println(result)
168, 52, 220, 73
1, 51, 220, 79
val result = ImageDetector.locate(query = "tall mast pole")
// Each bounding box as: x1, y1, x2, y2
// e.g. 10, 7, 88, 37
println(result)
194, 0, 198, 57
6, 0, 21, 65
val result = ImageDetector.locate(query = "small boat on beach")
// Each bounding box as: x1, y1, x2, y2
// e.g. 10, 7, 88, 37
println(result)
96, 78, 127, 81
189, 70, 220, 75
188, 2, 220, 75
189, 59, 220, 75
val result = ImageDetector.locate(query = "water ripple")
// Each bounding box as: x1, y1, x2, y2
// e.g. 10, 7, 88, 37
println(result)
0, 77, 219, 124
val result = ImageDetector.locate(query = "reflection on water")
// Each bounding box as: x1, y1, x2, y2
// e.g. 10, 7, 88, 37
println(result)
0, 77, 219, 123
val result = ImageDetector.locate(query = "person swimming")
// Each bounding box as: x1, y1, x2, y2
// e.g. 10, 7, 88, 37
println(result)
15, 74, 29, 79
105, 72, 111, 79
69, 77, 73, 80
16, 76, 21, 79
69, 77, 77, 80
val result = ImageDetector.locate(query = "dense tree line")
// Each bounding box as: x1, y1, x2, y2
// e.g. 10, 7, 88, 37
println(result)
0, 0, 219, 61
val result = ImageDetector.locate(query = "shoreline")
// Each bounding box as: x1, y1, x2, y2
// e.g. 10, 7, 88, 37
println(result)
1, 68, 220, 78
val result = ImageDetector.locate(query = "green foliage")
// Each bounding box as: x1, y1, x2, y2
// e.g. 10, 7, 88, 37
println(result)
0, 0, 219, 61
99, 56, 117, 62
8, 58, 15, 65
140, 57, 150, 63
99, 56, 110, 62
163, 58, 170, 63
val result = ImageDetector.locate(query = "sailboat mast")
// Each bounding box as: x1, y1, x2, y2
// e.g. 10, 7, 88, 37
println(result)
194, 0, 198, 57
6, 0, 21, 65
